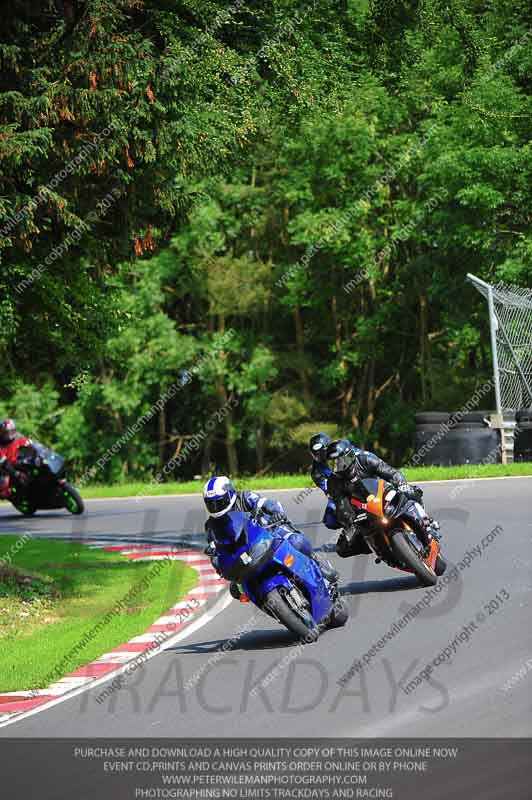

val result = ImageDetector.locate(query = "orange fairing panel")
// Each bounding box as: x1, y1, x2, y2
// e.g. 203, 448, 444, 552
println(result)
366, 479, 384, 518
425, 538, 439, 570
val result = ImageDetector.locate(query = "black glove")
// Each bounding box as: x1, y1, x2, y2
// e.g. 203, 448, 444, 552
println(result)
259, 510, 289, 529
412, 484, 424, 501
397, 482, 421, 501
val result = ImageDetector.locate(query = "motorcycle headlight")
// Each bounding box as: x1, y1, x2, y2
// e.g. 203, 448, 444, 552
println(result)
384, 489, 398, 516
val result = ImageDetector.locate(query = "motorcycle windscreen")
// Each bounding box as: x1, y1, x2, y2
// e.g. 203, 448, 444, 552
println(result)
211, 510, 248, 546
14, 445, 38, 466
16, 442, 65, 475
42, 449, 65, 475
230, 539, 276, 582
36, 443, 65, 475
219, 520, 276, 582
350, 477, 380, 502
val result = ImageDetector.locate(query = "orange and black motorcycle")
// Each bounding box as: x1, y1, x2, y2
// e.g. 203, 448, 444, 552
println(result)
337, 477, 446, 586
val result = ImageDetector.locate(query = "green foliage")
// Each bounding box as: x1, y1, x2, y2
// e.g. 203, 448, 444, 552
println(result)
0, 381, 60, 444
0, 0, 530, 477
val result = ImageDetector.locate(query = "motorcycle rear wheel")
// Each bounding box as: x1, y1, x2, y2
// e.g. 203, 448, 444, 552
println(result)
390, 530, 438, 587
264, 587, 320, 643
62, 483, 85, 515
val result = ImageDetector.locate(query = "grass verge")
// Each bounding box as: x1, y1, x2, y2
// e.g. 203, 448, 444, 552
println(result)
79, 462, 532, 499
0, 537, 197, 693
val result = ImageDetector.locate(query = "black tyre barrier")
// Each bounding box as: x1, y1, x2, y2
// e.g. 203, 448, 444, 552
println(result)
514, 423, 532, 462
414, 421, 485, 440
414, 425, 501, 466
516, 408, 532, 424
451, 421, 485, 429
414, 412, 450, 425
415, 423, 446, 434
450, 411, 490, 425
413, 423, 450, 455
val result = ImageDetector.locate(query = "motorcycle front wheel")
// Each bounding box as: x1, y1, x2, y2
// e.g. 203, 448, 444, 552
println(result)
12, 500, 37, 516
328, 597, 349, 628
435, 552, 447, 576
390, 529, 438, 587
264, 587, 320, 643
62, 483, 85, 515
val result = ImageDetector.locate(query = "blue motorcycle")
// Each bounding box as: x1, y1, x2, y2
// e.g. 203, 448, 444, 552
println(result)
210, 511, 349, 641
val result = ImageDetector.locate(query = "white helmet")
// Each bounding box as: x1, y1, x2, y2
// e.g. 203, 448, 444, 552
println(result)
203, 475, 237, 518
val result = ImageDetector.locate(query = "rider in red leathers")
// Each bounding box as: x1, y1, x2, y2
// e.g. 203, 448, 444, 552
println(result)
0, 419, 30, 499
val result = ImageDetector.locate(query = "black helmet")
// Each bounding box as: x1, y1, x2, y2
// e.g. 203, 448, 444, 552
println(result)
327, 438, 357, 476
309, 432, 331, 463
0, 418, 17, 446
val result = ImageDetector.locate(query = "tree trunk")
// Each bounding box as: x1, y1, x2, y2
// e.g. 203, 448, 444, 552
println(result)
293, 305, 312, 405
201, 433, 214, 476
158, 404, 166, 468
225, 413, 238, 475
419, 292, 428, 404
216, 375, 238, 475
332, 293, 342, 351
363, 359, 376, 436
341, 376, 356, 422
255, 425, 265, 472
213, 315, 238, 473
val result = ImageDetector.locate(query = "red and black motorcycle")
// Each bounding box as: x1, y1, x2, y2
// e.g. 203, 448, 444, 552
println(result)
338, 477, 446, 586
2, 441, 84, 516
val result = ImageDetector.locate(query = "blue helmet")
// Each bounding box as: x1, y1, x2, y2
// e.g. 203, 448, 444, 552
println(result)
203, 475, 237, 518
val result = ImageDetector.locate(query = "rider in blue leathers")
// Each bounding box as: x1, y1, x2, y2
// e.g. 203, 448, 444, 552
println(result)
203, 475, 338, 598
310, 432, 371, 556
309, 433, 342, 531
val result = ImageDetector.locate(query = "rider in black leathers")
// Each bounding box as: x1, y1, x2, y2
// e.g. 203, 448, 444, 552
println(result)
325, 439, 440, 557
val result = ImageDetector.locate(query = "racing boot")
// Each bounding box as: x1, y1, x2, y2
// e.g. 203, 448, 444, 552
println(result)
311, 553, 339, 585
229, 582, 249, 602
336, 528, 371, 558
229, 582, 241, 600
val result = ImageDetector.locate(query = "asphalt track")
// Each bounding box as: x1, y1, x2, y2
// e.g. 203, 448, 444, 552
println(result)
1, 477, 531, 738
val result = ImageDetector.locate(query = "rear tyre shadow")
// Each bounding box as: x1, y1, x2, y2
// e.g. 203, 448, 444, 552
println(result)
340, 576, 419, 595
167, 628, 305, 655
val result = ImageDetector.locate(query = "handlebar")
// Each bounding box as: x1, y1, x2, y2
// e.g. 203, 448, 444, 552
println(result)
252, 514, 296, 533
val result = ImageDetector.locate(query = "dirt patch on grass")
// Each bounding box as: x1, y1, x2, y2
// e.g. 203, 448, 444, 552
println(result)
0, 565, 36, 583
0, 596, 59, 640
0, 565, 59, 600
0, 565, 61, 640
